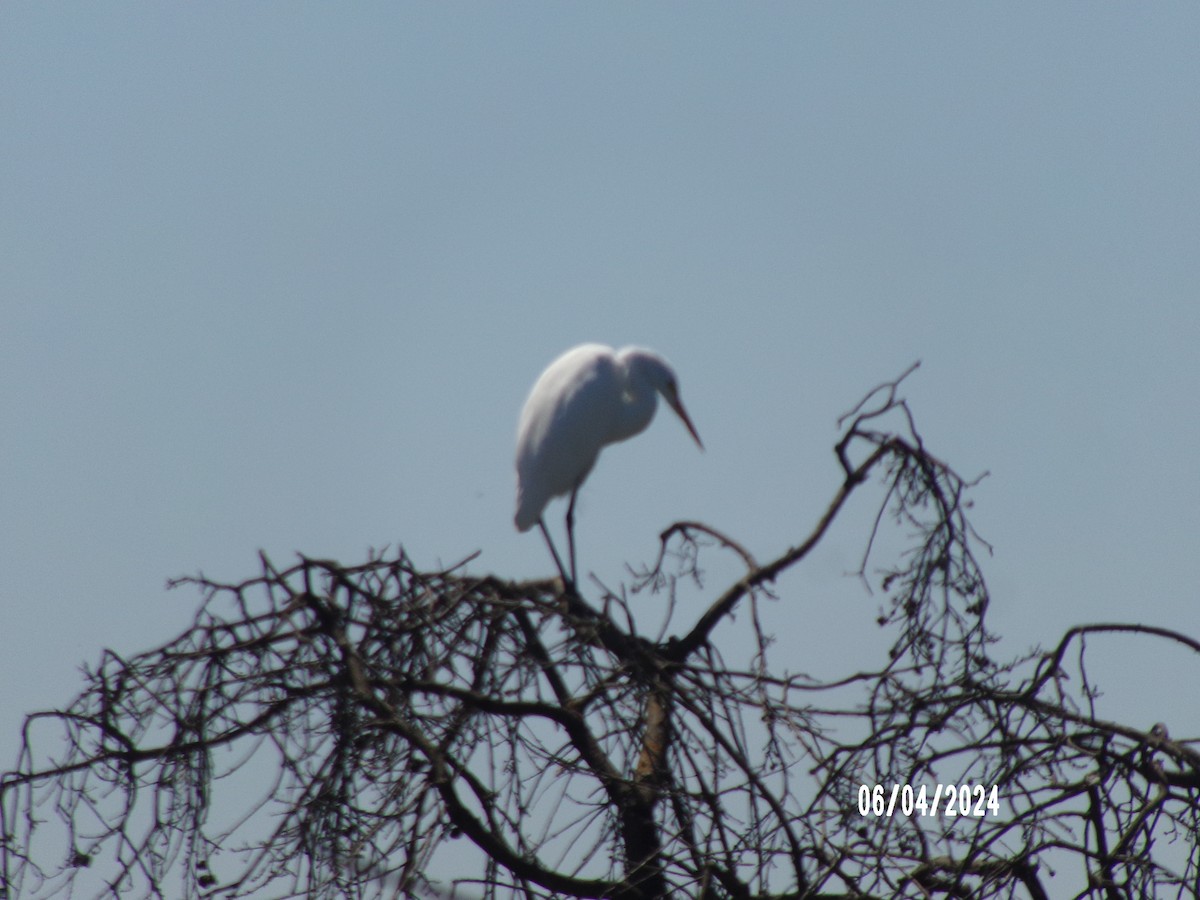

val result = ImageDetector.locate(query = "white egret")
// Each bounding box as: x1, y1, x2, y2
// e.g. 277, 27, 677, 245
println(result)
514, 343, 703, 584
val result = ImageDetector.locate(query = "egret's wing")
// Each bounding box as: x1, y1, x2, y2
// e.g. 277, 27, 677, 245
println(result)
514, 345, 621, 529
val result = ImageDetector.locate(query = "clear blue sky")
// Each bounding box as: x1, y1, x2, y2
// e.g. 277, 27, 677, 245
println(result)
2, 5, 1198, 773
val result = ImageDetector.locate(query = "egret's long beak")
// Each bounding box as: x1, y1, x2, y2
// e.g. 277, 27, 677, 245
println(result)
668, 396, 704, 451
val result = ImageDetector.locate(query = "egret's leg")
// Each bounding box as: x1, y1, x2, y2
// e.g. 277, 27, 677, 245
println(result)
565, 488, 579, 585
537, 519, 571, 586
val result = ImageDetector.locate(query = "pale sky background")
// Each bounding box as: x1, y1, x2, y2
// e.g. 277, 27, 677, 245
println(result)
2, 2, 1199, 801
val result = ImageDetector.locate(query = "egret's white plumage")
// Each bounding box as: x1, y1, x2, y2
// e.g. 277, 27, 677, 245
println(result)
514, 343, 702, 580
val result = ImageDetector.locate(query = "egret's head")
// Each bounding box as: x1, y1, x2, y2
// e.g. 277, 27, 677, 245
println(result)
620, 346, 704, 450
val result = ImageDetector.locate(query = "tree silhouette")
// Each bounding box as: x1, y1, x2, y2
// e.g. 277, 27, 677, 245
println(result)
3, 367, 1198, 899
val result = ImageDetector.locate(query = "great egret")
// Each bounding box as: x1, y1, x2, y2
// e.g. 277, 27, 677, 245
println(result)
514, 343, 703, 584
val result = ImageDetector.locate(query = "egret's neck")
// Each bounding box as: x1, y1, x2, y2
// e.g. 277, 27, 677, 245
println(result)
612, 386, 657, 443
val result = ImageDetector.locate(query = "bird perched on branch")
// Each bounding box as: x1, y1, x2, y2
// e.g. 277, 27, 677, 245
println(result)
514, 343, 703, 584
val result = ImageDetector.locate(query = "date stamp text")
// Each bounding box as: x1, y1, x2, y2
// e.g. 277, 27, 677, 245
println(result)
857, 783, 1000, 818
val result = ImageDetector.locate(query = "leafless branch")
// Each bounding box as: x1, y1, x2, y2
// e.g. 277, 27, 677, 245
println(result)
3, 367, 1197, 899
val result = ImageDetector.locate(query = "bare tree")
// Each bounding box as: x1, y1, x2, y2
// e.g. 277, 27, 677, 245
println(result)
3, 367, 1198, 899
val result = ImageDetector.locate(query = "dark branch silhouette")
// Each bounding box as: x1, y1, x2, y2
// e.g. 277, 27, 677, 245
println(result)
3, 366, 1198, 899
